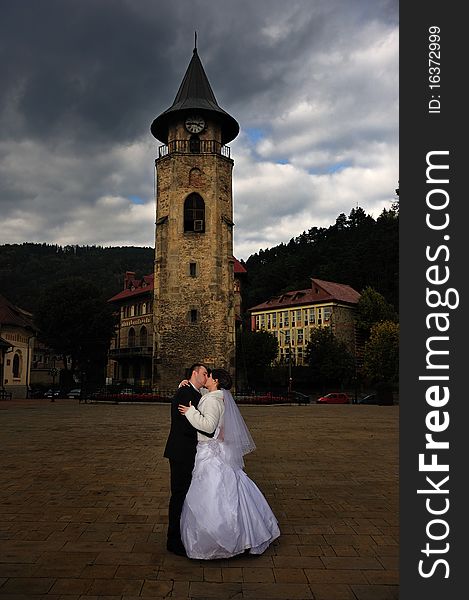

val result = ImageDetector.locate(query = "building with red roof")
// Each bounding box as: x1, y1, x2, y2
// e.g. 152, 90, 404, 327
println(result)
248, 278, 361, 366
107, 272, 154, 388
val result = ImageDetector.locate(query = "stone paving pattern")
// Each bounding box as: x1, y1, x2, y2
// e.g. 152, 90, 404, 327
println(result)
0, 400, 399, 599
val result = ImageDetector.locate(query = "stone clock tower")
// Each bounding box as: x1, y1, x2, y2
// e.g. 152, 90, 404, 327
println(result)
150, 44, 239, 390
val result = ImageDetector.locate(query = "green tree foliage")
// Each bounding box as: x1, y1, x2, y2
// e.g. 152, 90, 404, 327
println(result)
306, 327, 355, 389
0, 243, 153, 313
34, 277, 118, 385
362, 321, 399, 385
356, 286, 398, 338
243, 204, 398, 314
236, 329, 278, 388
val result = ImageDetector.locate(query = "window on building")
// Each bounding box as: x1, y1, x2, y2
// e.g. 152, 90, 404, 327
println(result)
128, 328, 136, 347
291, 310, 296, 327
324, 307, 332, 321
189, 309, 198, 324
272, 312, 277, 328
260, 314, 265, 330
283, 311, 289, 327
12, 353, 20, 378
189, 262, 197, 277
317, 308, 323, 325
297, 329, 304, 345
184, 193, 205, 232
139, 326, 148, 347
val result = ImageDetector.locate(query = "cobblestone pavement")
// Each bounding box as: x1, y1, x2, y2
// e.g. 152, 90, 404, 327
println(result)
0, 400, 399, 599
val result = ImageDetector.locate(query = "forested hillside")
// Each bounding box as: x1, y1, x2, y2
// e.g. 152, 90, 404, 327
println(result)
0, 244, 154, 312
0, 204, 398, 317
242, 206, 398, 313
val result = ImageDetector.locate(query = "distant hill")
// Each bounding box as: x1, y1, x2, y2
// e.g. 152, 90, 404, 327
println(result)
241, 205, 398, 313
0, 205, 398, 318
0, 244, 154, 312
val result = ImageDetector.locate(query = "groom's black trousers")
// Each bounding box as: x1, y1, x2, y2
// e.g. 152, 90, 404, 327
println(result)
167, 457, 195, 549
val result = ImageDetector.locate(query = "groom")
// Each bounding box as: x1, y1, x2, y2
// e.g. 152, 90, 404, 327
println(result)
163, 363, 209, 556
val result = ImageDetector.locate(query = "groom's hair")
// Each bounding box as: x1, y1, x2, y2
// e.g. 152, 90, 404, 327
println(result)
187, 363, 210, 378
211, 368, 233, 390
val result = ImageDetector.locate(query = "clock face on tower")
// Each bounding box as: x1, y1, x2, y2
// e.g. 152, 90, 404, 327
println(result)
185, 115, 205, 134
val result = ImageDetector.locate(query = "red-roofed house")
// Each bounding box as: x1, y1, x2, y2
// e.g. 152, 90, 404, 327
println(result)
248, 278, 361, 366
107, 272, 154, 387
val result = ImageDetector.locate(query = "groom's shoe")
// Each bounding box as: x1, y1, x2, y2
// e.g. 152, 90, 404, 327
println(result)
166, 541, 187, 557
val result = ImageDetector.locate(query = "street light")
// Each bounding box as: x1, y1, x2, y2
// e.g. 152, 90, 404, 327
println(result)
278, 330, 293, 396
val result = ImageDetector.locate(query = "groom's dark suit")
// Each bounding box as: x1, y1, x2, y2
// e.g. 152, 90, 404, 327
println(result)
164, 383, 203, 554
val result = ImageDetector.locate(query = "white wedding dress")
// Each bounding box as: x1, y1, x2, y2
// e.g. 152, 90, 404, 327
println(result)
180, 391, 280, 560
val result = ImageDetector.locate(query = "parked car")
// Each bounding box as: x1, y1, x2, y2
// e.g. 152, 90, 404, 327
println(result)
357, 393, 378, 405
316, 392, 350, 404
119, 388, 135, 396
290, 391, 311, 405
44, 389, 62, 399
67, 388, 82, 399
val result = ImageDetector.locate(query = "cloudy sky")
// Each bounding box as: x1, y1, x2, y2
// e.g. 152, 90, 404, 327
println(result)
0, 0, 398, 261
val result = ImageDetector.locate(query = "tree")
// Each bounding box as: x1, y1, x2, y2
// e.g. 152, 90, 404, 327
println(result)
236, 329, 278, 389
306, 328, 354, 389
34, 277, 117, 386
362, 321, 399, 386
356, 286, 398, 338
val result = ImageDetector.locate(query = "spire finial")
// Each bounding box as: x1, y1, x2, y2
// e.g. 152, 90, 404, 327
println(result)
194, 31, 197, 52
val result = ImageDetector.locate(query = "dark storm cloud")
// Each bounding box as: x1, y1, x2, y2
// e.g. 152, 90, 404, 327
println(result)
1, 0, 178, 145
0, 0, 398, 259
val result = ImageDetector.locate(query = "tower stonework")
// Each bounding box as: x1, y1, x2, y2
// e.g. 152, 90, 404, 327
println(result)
150, 46, 239, 390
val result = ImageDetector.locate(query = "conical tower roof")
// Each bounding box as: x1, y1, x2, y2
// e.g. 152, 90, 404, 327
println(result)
151, 46, 239, 145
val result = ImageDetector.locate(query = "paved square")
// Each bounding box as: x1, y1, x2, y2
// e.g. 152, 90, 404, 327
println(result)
0, 400, 398, 599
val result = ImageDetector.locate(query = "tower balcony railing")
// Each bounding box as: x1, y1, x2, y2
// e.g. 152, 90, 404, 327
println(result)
158, 139, 231, 159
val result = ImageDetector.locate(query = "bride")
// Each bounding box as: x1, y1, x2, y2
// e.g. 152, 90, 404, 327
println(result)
178, 368, 280, 560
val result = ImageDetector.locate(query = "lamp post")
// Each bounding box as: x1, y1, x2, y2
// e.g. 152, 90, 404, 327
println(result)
25, 334, 35, 398
279, 330, 293, 396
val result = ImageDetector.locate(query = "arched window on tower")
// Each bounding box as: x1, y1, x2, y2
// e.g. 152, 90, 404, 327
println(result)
184, 193, 205, 233
128, 328, 136, 348
139, 326, 148, 347
189, 134, 200, 153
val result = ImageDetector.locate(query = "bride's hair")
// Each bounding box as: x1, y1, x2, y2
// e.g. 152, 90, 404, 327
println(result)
211, 368, 232, 390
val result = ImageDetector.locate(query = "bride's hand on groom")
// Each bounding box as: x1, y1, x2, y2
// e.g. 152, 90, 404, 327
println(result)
178, 402, 191, 414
